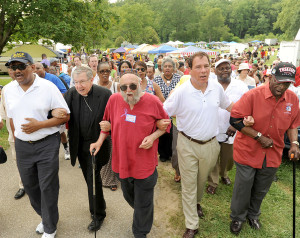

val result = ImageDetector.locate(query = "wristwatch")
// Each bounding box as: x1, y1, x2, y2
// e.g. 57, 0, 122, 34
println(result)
254, 132, 262, 140
292, 141, 299, 146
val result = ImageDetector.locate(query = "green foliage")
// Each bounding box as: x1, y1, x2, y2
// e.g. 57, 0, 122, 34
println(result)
0, 0, 113, 55
199, 8, 230, 42
274, 0, 300, 40
114, 36, 125, 48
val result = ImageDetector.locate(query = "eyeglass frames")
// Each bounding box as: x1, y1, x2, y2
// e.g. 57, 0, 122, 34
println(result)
120, 83, 138, 91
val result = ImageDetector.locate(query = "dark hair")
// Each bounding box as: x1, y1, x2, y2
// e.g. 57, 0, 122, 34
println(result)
97, 62, 110, 72
134, 61, 147, 69
188, 52, 210, 68
42, 63, 48, 69
109, 60, 115, 69
253, 63, 259, 68
178, 61, 184, 68
118, 60, 132, 72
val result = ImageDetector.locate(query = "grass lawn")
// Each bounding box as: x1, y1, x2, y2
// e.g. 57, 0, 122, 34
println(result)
0, 122, 9, 150
0, 76, 12, 86
158, 151, 300, 238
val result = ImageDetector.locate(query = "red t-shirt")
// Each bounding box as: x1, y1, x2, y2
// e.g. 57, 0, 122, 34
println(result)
231, 83, 300, 168
294, 66, 300, 87
103, 93, 170, 179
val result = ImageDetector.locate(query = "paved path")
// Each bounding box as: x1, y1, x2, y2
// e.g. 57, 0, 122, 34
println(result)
0, 146, 169, 238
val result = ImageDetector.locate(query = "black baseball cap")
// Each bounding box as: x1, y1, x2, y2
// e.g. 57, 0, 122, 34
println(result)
7, 51, 34, 65
271, 62, 296, 83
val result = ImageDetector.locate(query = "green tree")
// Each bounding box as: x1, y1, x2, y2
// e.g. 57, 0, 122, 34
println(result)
274, 0, 300, 40
111, 3, 158, 44
115, 36, 125, 47
0, 0, 112, 54
199, 8, 230, 42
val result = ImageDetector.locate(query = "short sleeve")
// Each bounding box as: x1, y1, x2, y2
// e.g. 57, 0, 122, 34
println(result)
231, 92, 252, 118
219, 87, 231, 110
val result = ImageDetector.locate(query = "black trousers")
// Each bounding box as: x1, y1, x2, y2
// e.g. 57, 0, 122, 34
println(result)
158, 123, 173, 160
117, 169, 158, 238
230, 158, 278, 221
15, 132, 60, 234
78, 141, 106, 220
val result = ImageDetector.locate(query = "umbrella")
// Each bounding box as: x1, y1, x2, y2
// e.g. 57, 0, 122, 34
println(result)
113, 47, 126, 53
184, 42, 196, 46
148, 45, 177, 54
180, 46, 217, 56
125, 44, 137, 49
175, 40, 184, 45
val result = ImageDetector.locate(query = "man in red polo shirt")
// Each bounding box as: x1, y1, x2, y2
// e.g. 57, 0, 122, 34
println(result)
229, 62, 300, 235
90, 72, 171, 238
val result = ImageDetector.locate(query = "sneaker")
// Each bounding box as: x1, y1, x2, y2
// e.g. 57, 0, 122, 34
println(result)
36, 222, 44, 234
42, 230, 56, 238
64, 147, 70, 160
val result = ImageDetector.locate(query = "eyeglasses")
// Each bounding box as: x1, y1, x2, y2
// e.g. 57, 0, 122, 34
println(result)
136, 68, 146, 72
99, 69, 111, 74
74, 79, 91, 85
8, 64, 29, 71
120, 83, 138, 91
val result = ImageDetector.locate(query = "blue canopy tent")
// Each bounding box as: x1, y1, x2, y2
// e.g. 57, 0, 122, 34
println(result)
250, 40, 262, 43
113, 47, 127, 53
183, 42, 196, 46
148, 45, 177, 54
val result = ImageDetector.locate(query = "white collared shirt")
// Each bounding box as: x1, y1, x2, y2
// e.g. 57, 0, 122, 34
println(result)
4, 74, 70, 141
216, 78, 248, 144
164, 79, 231, 140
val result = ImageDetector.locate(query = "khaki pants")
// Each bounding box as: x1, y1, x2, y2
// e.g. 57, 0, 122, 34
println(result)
208, 142, 234, 187
9, 141, 23, 189
177, 133, 220, 230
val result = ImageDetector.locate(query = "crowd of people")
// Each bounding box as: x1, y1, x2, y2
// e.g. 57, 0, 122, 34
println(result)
1, 48, 300, 238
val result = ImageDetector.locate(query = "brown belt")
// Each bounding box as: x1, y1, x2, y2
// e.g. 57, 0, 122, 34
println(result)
180, 131, 215, 145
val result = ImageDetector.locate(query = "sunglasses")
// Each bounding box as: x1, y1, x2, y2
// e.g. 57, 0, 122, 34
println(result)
8, 64, 29, 71
120, 83, 138, 91
136, 68, 146, 72
99, 69, 111, 74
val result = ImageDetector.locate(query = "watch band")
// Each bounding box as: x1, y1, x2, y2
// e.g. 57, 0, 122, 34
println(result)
254, 132, 262, 140
292, 141, 299, 146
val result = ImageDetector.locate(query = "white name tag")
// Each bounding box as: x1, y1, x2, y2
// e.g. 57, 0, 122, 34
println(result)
125, 114, 136, 123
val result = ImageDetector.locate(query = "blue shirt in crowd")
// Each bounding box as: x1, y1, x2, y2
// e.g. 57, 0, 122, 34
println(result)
44, 72, 67, 94
59, 73, 71, 88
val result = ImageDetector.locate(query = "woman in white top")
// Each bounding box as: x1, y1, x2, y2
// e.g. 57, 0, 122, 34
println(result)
97, 62, 120, 94
236, 63, 256, 87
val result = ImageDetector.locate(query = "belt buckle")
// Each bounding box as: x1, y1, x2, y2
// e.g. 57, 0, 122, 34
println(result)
28, 140, 33, 144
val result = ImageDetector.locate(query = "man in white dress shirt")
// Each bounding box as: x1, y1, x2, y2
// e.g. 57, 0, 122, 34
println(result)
163, 52, 233, 238
207, 59, 249, 195
4, 52, 70, 238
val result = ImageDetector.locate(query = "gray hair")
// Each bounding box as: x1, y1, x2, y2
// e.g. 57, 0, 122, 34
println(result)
162, 57, 175, 69
73, 66, 93, 80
